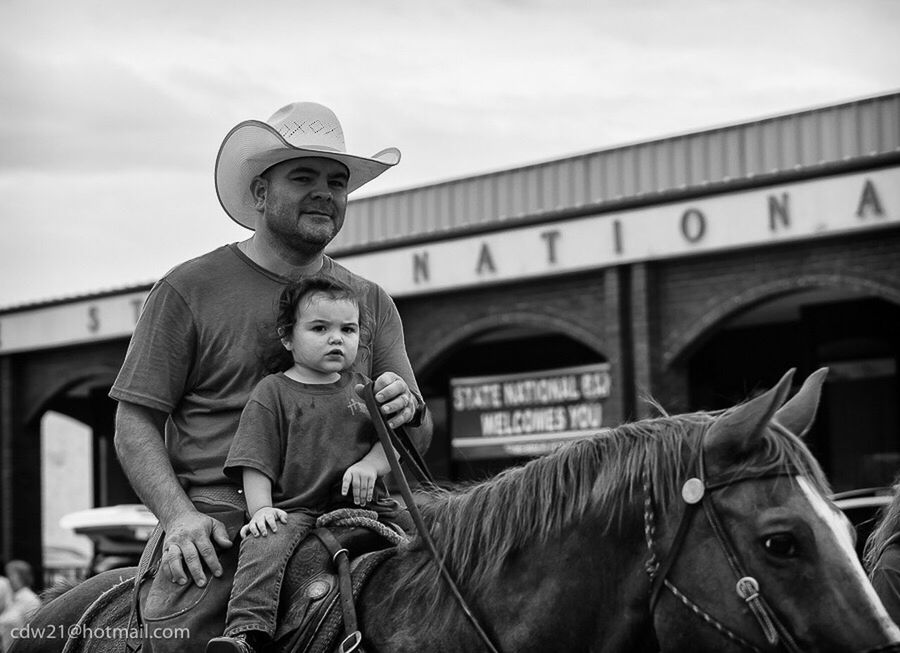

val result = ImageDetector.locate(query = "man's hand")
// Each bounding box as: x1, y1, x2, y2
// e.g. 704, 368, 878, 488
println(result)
357, 372, 420, 429
161, 510, 232, 587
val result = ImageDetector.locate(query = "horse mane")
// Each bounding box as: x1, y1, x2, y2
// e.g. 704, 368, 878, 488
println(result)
41, 578, 79, 603
383, 404, 830, 635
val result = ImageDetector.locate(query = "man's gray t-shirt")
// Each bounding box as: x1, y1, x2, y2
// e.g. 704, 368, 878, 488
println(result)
110, 243, 421, 487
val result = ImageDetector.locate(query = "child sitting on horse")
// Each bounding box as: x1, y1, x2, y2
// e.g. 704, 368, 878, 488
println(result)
206, 276, 413, 653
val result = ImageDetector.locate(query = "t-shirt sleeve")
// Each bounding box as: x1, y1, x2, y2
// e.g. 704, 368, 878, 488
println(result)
224, 393, 283, 485
369, 286, 431, 451
370, 285, 419, 395
109, 279, 196, 413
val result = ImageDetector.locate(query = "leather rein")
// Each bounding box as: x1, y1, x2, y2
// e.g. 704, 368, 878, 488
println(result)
642, 423, 805, 653
362, 383, 503, 653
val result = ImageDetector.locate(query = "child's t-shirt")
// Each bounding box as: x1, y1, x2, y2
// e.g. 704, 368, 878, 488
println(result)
224, 370, 383, 514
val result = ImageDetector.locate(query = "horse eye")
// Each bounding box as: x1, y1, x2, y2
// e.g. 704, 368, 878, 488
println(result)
763, 533, 797, 558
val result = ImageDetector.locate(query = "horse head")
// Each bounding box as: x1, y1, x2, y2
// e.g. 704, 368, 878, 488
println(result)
652, 369, 900, 651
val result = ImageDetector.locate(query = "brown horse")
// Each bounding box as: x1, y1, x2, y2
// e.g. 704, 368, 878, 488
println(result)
13, 369, 900, 651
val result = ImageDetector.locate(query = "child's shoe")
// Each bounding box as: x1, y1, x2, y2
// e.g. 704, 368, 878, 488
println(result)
206, 632, 257, 653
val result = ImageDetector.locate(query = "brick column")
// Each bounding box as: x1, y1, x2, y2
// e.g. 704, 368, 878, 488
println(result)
602, 267, 628, 425
629, 263, 656, 418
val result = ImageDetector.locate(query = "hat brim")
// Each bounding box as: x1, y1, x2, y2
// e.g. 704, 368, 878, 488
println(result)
215, 120, 400, 230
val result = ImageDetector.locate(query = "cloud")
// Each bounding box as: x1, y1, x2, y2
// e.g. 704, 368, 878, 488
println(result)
0, 44, 226, 173
0, 168, 248, 306
1, 0, 899, 306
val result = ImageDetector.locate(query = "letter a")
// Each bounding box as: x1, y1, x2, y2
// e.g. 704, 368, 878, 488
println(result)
476, 243, 497, 275
856, 179, 885, 219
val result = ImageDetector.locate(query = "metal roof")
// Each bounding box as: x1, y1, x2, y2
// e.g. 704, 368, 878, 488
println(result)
332, 90, 900, 254
0, 282, 153, 315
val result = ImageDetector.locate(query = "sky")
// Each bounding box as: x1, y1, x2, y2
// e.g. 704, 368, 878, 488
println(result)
2, 0, 899, 308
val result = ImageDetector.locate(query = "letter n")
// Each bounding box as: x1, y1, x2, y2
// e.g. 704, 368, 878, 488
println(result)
768, 193, 790, 231
413, 251, 429, 284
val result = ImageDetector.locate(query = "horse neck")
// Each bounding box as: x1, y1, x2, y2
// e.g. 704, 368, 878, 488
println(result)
361, 514, 659, 652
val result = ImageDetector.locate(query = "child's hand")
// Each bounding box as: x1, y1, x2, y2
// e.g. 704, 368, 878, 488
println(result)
342, 460, 378, 506
240, 506, 288, 538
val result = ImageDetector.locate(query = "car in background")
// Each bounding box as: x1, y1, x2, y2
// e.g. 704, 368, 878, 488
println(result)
831, 487, 894, 560
60, 504, 158, 575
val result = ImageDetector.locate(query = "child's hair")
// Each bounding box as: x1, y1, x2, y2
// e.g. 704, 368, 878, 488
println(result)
264, 275, 361, 374
863, 474, 900, 572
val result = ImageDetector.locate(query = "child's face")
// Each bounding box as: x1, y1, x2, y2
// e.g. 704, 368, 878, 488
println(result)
282, 293, 360, 379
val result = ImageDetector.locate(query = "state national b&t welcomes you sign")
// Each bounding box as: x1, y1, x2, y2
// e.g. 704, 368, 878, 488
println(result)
450, 363, 611, 460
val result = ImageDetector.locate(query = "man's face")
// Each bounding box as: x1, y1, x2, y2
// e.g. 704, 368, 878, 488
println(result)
255, 157, 350, 253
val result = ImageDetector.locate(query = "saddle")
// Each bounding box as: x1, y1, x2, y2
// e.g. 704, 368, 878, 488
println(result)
60, 524, 398, 653
272, 526, 397, 653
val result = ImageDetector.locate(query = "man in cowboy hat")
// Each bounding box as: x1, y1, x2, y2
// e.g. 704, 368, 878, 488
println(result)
110, 102, 430, 651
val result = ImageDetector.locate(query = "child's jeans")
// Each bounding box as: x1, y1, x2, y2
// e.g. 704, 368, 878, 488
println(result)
223, 498, 411, 638
223, 511, 317, 638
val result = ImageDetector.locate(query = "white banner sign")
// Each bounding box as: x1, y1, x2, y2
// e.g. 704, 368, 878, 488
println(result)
2, 166, 897, 353
0, 292, 149, 354
341, 166, 899, 296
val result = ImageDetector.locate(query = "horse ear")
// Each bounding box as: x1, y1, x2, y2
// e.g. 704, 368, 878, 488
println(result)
772, 367, 829, 437
704, 369, 796, 474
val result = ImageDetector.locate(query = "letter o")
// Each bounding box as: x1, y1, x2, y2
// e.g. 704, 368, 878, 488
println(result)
680, 208, 706, 243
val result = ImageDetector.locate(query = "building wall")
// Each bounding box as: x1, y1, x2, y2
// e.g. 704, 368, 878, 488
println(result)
400, 271, 609, 372
659, 230, 900, 367
390, 225, 900, 458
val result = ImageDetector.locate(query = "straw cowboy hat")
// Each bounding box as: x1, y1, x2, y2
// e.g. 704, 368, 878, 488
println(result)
215, 102, 401, 230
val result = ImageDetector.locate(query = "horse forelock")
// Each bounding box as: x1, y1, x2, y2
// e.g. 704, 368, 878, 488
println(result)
732, 418, 832, 495
382, 405, 828, 638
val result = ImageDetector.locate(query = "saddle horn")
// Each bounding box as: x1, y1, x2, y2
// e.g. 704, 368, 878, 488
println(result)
772, 367, 829, 438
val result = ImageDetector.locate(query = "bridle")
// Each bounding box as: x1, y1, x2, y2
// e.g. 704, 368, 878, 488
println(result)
641, 423, 900, 653
641, 425, 806, 653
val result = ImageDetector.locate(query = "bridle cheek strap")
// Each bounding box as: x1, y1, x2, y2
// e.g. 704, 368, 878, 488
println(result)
700, 484, 800, 651
647, 496, 697, 612
645, 457, 803, 653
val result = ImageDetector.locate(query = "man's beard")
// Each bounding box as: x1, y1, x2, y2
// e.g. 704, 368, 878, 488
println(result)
267, 202, 342, 253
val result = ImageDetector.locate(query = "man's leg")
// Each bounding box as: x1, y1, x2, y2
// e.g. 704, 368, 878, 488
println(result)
140, 503, 245, 652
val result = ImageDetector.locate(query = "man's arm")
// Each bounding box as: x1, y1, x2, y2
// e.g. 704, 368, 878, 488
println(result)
367, 286, 433, 451
114, 401, 231, 587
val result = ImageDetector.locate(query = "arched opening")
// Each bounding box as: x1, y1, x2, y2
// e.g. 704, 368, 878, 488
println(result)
37, 374, 138, 509
41, 411, 93, 584
686, 288, 900, 491
418, 324, 607, 483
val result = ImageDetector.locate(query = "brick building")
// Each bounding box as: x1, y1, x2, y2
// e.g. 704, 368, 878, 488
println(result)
2, 91, 899, 575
